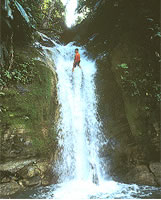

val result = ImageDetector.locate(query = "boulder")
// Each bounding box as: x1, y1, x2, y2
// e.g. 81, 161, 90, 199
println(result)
41, 177, 50, 186
21, 176, 41, 187
36, 161, 50, 174
0, 159, 36, 173
0, 181, 21, 197
26, 166, 40, 178
126, 165, 157, 186
18, 160, 49, 179
1, 177, 11, 183
149, 162, 161, 185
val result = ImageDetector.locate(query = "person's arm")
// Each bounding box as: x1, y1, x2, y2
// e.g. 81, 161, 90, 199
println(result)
74, 54, 76, 63
79, 54, 81, 68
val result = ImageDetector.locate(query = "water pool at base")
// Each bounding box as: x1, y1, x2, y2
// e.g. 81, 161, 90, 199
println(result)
12, 180, 160, 199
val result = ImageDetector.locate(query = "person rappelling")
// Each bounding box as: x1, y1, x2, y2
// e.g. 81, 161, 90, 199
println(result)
72, 48, 81, 72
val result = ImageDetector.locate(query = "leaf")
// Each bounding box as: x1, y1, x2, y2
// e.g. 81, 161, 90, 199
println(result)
5, 71, 12, 79
0, 92, 5, 96
155, 51, 160, 58
118, 63, 128, 69
14, 1, 30, 24
124, 70, 129, 74
145, 106, 150, 111
155, 32, 161, 38
121, 75, 124, 80
148, 28, 154, 31
5, 0, 13, 19
147, 18, 154, 22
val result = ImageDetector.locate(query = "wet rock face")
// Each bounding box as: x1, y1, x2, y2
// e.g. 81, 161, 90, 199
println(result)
0, 127, 35, 161
125, 165, 158, 186
0, 43, 59, 197
0, 159, 54, 197
1, 127, 33, 148
149, 162, 161, 185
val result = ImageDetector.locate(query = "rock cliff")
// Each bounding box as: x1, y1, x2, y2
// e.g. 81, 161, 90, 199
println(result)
0, 41, 59, 197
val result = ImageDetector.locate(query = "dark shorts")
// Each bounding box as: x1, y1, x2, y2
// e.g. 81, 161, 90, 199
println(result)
74, 61, 80, 68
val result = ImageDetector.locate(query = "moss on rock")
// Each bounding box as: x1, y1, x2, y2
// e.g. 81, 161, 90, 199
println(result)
0, 44, 58, 161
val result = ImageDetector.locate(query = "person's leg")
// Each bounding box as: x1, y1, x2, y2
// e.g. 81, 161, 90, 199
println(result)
72, 63, 75, 72
78, 61, 81, 69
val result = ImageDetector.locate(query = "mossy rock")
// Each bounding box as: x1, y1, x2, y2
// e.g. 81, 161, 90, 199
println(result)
0, 45, 58, 161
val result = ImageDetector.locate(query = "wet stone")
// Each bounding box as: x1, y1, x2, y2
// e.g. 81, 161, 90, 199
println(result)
0, 181, 21, 197
22, 176, 41, 187
149, 162, 161, 185
126, 165, 157, 186
1, 177, 11, 183
0, 159, 37, 173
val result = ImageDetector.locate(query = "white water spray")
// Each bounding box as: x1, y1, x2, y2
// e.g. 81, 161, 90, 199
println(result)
48, 42, 140, 200
53, 42, 104, 184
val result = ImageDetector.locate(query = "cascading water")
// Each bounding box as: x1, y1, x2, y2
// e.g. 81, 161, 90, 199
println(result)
14, 38, 160, 199
55, 42, 103, 181
47, 41, 160, 199
52, 42, 109, 198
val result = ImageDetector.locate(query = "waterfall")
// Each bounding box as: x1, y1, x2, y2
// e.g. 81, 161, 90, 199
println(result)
49, 42, 113, 199
31, 39, 159, 199
53, 42, 104, 181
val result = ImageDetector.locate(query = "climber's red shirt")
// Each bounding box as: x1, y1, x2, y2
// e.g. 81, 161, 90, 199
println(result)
74, 52, 80, 63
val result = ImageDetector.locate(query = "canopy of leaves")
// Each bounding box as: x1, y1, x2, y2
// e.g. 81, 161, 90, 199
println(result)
1, 0, 65, 87
41, 0, 65, 31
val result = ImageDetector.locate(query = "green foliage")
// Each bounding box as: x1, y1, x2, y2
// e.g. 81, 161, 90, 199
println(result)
77, 0, 99, 14
0, 59, 57, 156
41, 0, 65, 31
147, 20, 161, 39
1, 0, 64, 88
4, 0, 13, 19
16, 0, 45, 27
75, 15, 84, 25
118, 63, 128, 69
1, 0, 34, 70
14, 1, 30, 24
1, 0, 65, 73
0, 57, 36, 87
116, 61, 161, 105
3, 0, 31, 25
